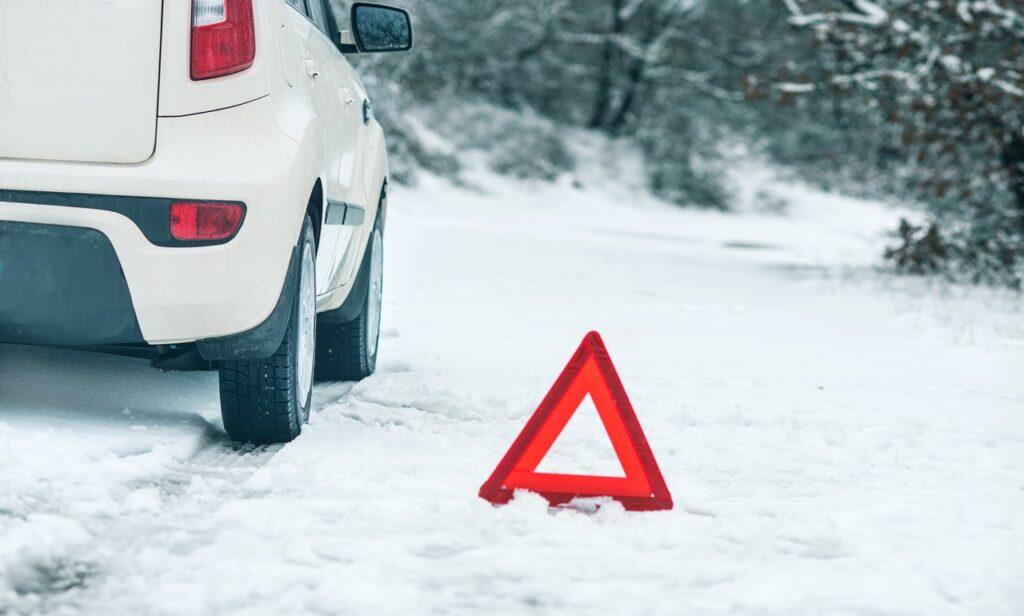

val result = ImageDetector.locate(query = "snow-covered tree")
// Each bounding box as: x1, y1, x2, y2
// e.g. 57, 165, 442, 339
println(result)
781, 0, 1024, 285
332, 0, 1022, 285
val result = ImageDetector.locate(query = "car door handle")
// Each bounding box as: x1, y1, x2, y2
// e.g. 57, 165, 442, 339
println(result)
304, 59, 320, 79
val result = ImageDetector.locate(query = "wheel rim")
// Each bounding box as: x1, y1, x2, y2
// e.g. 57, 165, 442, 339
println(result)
366, 228, 383, 360
296, 239, 316, 411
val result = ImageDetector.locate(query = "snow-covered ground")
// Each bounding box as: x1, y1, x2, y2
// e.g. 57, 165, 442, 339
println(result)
1, 141, 1022, 615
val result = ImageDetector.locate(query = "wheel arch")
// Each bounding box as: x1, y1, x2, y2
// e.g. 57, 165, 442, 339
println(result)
377, 178, 389, 232
306, 178, 324, 250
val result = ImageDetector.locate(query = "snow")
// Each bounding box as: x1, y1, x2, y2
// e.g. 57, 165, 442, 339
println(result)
534, 393, 628, 477
1, 139, 1022, 615
785, 0, 888, 28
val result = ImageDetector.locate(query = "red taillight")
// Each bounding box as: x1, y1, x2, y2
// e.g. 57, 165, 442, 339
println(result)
169, 202, 245, 242
190, 0, 255, 80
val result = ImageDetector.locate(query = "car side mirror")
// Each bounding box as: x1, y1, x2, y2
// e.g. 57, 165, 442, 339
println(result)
349, 3, 413, 53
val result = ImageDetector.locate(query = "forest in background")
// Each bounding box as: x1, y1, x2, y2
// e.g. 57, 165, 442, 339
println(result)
334, 0, 1024, 288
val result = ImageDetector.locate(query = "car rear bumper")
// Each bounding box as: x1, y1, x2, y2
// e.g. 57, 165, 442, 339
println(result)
0, 97, 314, 345
0, 221, 144, 346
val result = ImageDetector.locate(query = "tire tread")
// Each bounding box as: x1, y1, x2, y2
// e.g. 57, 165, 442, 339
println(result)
217, 217, 314, 444
315, 316, 369, 382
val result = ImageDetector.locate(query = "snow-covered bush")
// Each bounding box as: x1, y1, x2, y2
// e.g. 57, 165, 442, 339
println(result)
361, 91, 575, 185
375, 114, 461, 187
779, 0, 1024, 287
435, 104, 575, 181
637, 110, 729, 210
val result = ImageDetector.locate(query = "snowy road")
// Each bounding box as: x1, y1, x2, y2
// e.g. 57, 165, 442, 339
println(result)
2, 154, 1022, 615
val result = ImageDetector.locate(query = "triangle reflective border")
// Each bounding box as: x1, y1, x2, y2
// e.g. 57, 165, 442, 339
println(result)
479, 332, 672, 511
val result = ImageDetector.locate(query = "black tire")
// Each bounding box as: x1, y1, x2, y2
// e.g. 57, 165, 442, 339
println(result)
218, 216, 317, 444
315, 212, 383, 382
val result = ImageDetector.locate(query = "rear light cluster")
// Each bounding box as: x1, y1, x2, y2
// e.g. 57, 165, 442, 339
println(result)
169, 202, 245, 242
191, 0, 256, 80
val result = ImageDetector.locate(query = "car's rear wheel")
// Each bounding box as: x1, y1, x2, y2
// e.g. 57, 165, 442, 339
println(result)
315, 213, 383, 382
218, 215, 316, 444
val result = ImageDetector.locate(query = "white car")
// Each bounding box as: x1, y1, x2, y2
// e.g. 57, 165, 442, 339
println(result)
0, 0, 412, 444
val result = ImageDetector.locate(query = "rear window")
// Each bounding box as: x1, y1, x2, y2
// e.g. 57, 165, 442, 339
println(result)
306, 0, 329, 33
284, 0, 307, 16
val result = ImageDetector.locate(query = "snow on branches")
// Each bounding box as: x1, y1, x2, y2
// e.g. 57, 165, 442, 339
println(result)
784, 0, 889, 27
779, 0, 1024, 285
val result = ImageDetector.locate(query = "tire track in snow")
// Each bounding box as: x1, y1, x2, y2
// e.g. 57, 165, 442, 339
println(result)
19, 384, 361, 615
7, 440, 283, 615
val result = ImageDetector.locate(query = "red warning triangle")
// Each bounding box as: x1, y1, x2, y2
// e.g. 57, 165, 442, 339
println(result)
479, 332, 672, 511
